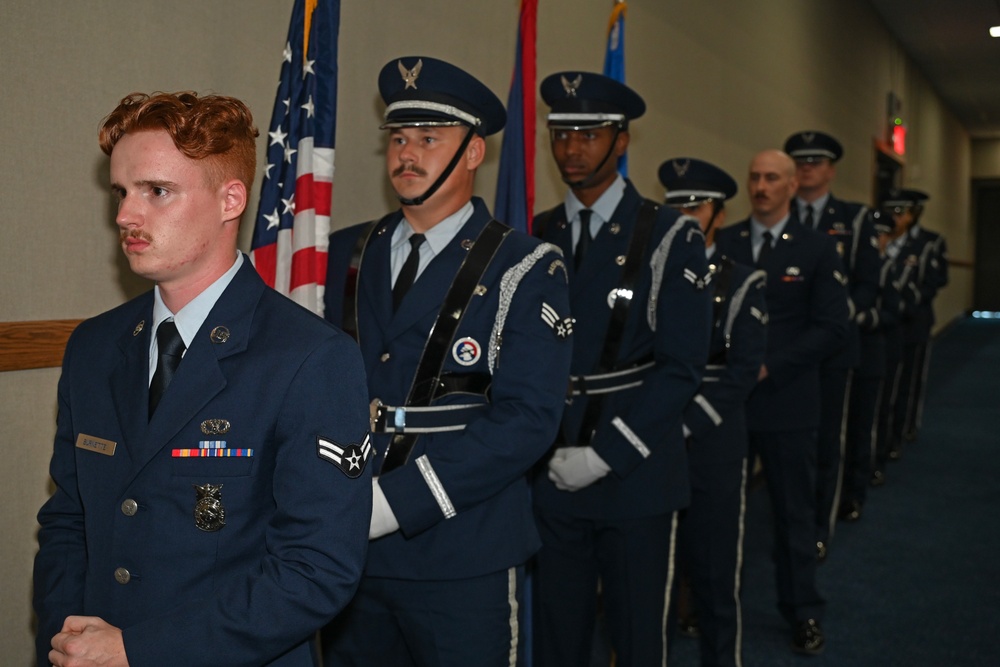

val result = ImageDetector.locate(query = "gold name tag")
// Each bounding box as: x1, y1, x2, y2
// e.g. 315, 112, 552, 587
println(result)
75, 433, 117, 456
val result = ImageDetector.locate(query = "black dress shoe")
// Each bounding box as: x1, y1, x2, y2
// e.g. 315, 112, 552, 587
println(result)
791, 618, 825, 655
838, 500, 862, 522
816, 541, 827, 563
871, 469, 885, 487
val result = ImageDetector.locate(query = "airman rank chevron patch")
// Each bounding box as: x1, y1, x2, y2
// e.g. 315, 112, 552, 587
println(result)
683, 268, 708, 290
541, 302, 574, 339
317, 433, 372, 478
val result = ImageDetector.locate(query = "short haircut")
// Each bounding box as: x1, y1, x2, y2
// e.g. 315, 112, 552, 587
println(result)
99, 91, 259, 191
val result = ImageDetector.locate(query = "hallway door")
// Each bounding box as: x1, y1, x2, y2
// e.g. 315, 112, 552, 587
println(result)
973, 180, 1000, 311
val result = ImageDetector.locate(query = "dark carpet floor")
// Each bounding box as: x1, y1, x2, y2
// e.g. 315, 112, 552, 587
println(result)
667, 317, 1000, 666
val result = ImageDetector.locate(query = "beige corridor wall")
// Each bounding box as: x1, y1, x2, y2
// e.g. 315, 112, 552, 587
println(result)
972, 139, 1000, 178
0, 0, 975, 662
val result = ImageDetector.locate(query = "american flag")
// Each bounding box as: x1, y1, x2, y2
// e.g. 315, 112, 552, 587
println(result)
250, 0, 339, 315
494, 0, 537, 234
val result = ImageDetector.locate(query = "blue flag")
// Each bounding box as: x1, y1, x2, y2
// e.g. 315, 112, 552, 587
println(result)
495, 0, 537, 234
603, 1, 628, 176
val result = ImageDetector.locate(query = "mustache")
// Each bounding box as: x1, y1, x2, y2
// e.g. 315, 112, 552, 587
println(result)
120, 229, 153, 244
391, 164, 428, 178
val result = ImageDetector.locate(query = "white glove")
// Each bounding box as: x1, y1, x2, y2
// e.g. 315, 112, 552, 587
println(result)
369, 477, 400, 539
547, 446, 611, 492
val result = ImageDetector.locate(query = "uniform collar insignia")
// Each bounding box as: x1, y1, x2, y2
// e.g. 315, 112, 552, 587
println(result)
398, 59, 423, 90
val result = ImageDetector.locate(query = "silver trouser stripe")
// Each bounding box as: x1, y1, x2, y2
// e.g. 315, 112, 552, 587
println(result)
693, 394, 724, 426
415, 455, 456, 519
507, 567, 519, 667
734, 458, 748, 667
611, 416, 651, 458
660, 511, 679, 667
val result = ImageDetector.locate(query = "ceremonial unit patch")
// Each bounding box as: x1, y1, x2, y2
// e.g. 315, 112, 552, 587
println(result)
452, 337, 481, 366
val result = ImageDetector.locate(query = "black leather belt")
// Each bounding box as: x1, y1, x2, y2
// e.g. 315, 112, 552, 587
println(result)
702, 363, 726, 382
370, 400, 488, 434
567, 360, 654, 396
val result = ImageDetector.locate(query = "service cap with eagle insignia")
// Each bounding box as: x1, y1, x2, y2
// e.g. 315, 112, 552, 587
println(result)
881, 188, 929, 210
658, 157, 738, 207
317, 433, 372, 478
378, 56, 506, 136
540, 71, 645, 130
784, 130, 843, 162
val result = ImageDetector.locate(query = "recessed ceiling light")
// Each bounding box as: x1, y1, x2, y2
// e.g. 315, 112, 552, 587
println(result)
991, 25, 1000, 37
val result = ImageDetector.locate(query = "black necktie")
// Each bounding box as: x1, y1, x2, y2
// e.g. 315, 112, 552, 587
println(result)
757, 231, 774, 268
149, 320, 185, 418
575, 209, 593, 270
803, 204, 815, 229
393, 233, 426, 311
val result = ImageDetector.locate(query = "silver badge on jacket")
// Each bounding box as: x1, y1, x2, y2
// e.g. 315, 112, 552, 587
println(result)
193, 483, 226, 532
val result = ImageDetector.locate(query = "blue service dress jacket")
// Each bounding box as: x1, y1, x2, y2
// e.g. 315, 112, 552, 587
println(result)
531, 181, 712, 519
683, 253, 768, 465
855, 252, 904, 379
715, 218, 850, 432
794, 195, 881, 370
324, 197, 572, 580
894, 226, 949, 343
33, 258, 373, 667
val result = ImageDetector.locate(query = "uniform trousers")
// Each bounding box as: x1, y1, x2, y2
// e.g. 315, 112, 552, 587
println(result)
678, 458, 748, 667
875, 330, 903, 473
532, 509, 678, 667
815, 368, 852, 547
749, 428, 825, 624
842, 373, 883, 507
321, 567, 524, 667
895, 340, 932, 448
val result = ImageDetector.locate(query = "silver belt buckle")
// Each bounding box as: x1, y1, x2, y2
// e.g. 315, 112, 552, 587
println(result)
369, 398, 384, 432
